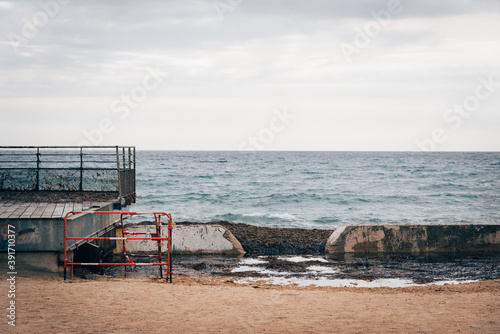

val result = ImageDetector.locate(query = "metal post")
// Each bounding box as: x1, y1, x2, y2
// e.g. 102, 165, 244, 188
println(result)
79, 147, 83, 192
156, 214, 163, 279
36, 148, 40, 191
133, 147, 136, 170
122, 147, 126, 201
116, 146, 121, 199
64, 212, 68, 281
120, 214, 127, 277
133, 147, 136, 201
127, 147, 132, 202
128, 147, 132, 169
169, 219, 173, 283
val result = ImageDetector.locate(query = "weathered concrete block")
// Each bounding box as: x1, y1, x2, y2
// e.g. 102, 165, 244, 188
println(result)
0, 251, 62, 273
124, 223, 245, 255
325, 224, 500, 255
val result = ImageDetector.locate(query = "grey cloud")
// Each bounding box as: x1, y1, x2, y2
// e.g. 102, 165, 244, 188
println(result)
234, 0, 500, 19
0, 0, 499, 150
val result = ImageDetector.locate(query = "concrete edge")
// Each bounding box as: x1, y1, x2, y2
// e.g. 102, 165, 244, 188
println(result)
325, 225, 347, 249
222, 227, 245, 255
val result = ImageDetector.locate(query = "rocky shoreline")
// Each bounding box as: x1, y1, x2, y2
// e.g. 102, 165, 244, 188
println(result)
218, 221, 332, 255
98, 220, 500, 285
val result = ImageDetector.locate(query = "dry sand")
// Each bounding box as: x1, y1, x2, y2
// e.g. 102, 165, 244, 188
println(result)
2, 272, 499, 334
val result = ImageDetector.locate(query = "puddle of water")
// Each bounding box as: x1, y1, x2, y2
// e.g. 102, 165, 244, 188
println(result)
278, 256, 328, 263
307, 265, 338, 274
99, 253, 500, 286
240, 258, 268, 265
232, 265, 264, 273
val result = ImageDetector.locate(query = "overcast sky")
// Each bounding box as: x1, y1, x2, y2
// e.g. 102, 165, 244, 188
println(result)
1, 0, 499, 151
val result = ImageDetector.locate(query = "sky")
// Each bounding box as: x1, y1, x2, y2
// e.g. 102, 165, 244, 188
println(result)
0, 0, 499, 151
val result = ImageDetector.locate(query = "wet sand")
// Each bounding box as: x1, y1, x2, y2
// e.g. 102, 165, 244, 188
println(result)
4, 271, 499, 333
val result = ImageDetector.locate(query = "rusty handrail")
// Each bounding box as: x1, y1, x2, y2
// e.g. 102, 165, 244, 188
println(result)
64, 211, 174, 283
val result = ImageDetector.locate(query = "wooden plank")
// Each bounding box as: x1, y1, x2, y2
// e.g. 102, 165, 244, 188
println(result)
83, 201, 92, 211
30, 203, 49, 219
20, 202, 39, 218
0, 202, 18, 219
41, 203, 57, 218
0, 201, 16, 215
62, 202, 74, 217
8, 202, 31, 219
73, 202, 83, 212
51, 203, 66, 218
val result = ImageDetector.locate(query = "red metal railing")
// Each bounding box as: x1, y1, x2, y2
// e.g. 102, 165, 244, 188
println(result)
64, 211, 174, 282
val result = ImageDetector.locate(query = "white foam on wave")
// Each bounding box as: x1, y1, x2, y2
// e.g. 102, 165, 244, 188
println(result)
268, 213, 297, 220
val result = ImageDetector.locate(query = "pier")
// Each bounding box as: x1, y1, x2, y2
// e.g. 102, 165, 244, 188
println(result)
0, 146, 136, 272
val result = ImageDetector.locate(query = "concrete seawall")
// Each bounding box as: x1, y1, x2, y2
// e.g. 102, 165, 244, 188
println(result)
325, 224, 500, 255
123, 223, 245, 255
125, 223, 500, 256
9, 221, 498, 273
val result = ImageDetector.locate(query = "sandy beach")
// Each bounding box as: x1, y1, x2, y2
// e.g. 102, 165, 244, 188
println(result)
3, 271, 499, 334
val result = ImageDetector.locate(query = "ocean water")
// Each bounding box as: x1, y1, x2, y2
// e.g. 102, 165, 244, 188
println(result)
131, 151, 500, 229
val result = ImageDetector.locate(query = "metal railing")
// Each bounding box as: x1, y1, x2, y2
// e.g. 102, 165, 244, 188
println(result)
0, 146, 135, 203
64, 211, 174, 283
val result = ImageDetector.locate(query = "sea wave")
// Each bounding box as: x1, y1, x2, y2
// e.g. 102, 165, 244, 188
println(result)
213, 212, 298, 224
313, 216, 340, 224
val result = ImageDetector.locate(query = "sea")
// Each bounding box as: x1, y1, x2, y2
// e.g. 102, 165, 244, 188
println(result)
130, 151, 500, 228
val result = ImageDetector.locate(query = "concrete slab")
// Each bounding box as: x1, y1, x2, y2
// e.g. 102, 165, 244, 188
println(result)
325, 224, 500, 255
0, 251, 61, 273
124, 223, 245, 255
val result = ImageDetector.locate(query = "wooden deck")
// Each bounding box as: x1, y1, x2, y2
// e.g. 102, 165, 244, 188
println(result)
0, 200, 115, 219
